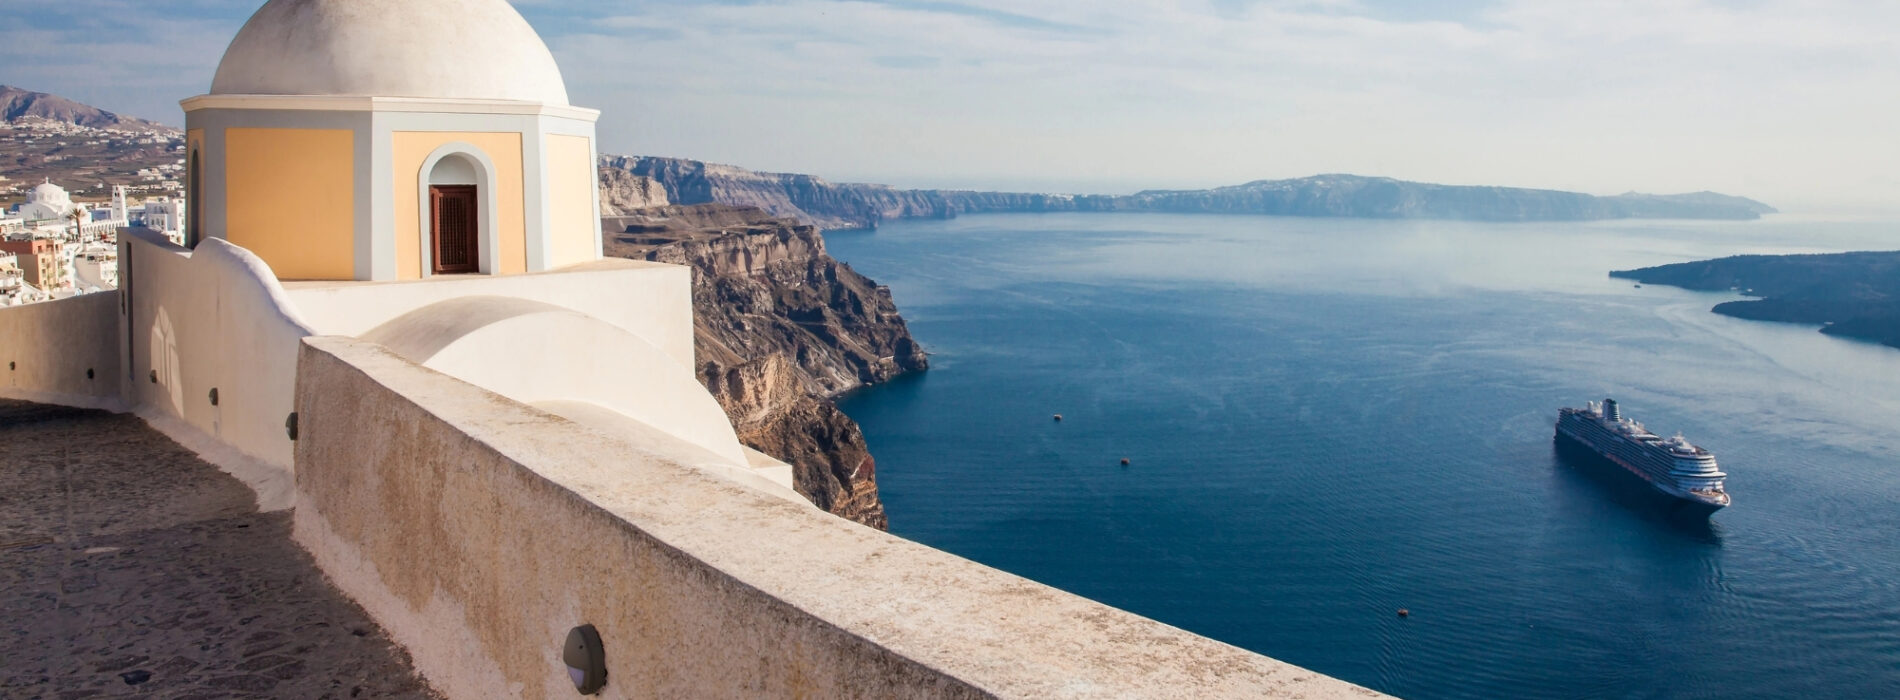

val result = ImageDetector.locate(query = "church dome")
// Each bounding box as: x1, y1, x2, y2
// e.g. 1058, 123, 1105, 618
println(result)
29, 181, 68, 204
209, 0, 570, 105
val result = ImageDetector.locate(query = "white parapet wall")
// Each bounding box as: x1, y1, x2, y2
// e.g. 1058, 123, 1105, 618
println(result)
358, 294, 750, 467
293, 335, 1383, 700
0, 291, 124, 410
92, 230, 752, 510
117, 228, 318, 508
282, 259, 697, 370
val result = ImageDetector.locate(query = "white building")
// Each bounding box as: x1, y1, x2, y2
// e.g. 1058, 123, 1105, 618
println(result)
16, 180, 75, 223
0, 251, 23, 305
133, 196, 186, 244
71, 243, 118, 294
8, 181, 128, 244
110, 186, 128, 223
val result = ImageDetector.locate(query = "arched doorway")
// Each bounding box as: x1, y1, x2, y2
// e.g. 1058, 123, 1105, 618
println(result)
428, 155, 480, 274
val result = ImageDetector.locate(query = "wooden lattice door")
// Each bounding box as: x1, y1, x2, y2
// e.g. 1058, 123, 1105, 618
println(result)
430, 185, 479, 274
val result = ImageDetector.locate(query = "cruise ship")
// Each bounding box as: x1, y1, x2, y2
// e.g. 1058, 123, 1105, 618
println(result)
1555, 399, 1729, 511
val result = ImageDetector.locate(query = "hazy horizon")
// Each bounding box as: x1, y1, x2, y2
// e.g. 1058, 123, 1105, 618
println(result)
8, 0, 1898, 213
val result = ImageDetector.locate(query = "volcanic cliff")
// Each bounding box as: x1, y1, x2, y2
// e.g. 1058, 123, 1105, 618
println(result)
603, 201, 927, 528
604, 154, 1776, 230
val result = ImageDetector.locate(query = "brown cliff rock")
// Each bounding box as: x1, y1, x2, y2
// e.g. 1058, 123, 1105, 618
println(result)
604, 203, 926, 529
597, 167, 670, 215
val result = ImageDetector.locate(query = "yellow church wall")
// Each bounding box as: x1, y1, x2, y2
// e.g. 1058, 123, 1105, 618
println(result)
224, 128, 356, 280
392, 132, 526, 280
546, 134, 599, 269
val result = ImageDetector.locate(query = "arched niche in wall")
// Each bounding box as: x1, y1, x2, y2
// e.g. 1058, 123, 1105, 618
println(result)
150, 306, 184, 417
416, 143, 502, 277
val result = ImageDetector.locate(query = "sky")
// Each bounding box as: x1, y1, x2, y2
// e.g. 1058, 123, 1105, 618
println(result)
4, 0, 1898, 212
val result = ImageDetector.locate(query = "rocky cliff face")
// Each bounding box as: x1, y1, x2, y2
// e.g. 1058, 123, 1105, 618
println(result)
602, 154, 1072, 229
597, 167, 669, 215
605, 203, 927, 528
603, 155, 1776, 229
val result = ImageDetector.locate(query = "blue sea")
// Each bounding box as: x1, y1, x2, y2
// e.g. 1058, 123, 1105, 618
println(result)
828, 212, 1900, 699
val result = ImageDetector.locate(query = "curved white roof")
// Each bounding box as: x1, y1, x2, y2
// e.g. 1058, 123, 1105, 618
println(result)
28, 181, 69, 203
210, 0, 570, 105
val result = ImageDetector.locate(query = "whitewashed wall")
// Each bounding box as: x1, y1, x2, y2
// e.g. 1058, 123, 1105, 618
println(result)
0, 291, 123, 410
294, 336, 1379, 700
118, 229, 317, 507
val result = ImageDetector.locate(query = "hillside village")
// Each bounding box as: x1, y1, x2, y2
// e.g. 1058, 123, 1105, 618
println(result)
0, 87, 189, 307
1, 85, 186, 202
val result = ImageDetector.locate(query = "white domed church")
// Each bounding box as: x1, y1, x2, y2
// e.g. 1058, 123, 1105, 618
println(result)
16, 0, 797, 501
182, 0, 602, 281
17, 180, 78, 222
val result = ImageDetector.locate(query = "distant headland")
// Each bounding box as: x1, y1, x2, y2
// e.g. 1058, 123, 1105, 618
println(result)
0, 82, 1774, 228
1613, 251, 1900, 350
604, 155, 1777, 230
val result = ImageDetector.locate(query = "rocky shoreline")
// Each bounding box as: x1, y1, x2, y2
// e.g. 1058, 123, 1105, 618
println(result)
1612, 251, 1900, 350
603, 201, 927, 528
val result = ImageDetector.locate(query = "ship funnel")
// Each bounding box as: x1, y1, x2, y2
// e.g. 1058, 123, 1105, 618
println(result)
1603, 398, 1621, 422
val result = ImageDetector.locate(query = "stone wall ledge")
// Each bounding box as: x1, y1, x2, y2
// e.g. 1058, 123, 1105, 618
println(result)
294, 334, 1383, 699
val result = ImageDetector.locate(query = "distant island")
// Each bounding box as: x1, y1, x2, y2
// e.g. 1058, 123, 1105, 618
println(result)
1612, 252, 1900, 350
605, 155, 1777, 230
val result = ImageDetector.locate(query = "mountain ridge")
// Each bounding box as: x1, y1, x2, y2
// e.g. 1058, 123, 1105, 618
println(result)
605, 155, 1777, 230
0, 85, 175, 133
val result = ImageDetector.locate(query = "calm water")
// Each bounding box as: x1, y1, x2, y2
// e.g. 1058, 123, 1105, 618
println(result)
829, 212, 1900, 699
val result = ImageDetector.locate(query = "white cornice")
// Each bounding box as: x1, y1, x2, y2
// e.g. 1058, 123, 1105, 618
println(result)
180, 95, 601, 122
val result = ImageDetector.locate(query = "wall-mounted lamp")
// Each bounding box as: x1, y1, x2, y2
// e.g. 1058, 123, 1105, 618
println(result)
285, 412, 298, 441
564, 624, 607, 695
150, 370, 158, 384
208, 387, 219, 406
86, 368, 94, 379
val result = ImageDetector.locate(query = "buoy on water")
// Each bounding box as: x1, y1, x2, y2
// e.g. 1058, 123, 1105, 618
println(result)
1397, 608, 1410, 618
1053, 414, 1063, 422
1120, 458, 1130, 466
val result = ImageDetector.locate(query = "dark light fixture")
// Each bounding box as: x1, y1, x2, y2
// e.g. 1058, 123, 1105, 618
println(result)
285, 412, 298, 441
564, 624, 607, 694
209, 387, 219, 406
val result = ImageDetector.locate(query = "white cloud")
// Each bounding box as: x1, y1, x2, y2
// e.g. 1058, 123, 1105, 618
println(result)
541, 0, 1900, 210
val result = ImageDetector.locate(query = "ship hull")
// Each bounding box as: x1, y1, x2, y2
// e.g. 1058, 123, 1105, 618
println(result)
1553, 429, 1726, 514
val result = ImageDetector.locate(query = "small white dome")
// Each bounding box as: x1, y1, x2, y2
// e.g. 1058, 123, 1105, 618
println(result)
29, 181, 68, 203
210, 0, 570, 105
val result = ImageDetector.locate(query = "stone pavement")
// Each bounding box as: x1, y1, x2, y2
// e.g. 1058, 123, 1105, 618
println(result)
0, 400, 440, 699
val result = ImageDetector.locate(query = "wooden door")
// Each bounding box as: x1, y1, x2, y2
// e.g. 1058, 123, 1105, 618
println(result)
430, 185, 479, 274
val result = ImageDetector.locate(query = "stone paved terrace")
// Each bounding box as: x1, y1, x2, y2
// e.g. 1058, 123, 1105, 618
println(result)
0, 400, 440, 699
